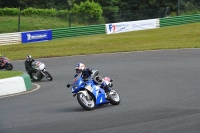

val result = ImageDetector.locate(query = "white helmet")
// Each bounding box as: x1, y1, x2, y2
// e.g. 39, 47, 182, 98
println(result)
75, 63, 86, 74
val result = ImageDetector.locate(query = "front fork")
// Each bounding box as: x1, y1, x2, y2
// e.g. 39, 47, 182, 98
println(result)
77, 90, 91, 101
40, 69, 47, 77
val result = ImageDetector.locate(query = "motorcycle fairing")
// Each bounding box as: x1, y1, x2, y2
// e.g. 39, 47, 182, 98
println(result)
71, 76, 109, 106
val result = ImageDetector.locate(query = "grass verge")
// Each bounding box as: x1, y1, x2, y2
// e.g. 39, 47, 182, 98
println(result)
0, 16, 71, 33
0, 71, 24, 79
0, 22, 200, 61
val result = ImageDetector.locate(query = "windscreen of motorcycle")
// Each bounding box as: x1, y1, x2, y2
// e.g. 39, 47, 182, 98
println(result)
39, 63, 45, 70
32, 61, 45, 70
71, 76, 83, 92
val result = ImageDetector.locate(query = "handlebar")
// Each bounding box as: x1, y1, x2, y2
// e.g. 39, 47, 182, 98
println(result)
66, 84, 71, 88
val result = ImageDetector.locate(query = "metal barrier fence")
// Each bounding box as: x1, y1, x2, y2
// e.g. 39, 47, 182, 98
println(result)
0, 13, 200, 45
0, 32, 21, 45
52, 24, 105, 39
0, 1, 200, 34
104, 8, 169, 23
0, 8, 169, 34
160, 14, 200, 27
178, 0, 200, 16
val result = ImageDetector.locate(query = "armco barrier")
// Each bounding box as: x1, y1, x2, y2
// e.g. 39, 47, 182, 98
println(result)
52, 24, 106, 39
0, 73, 32, 97
0, 32, 21, 46
160, 14, 200, 27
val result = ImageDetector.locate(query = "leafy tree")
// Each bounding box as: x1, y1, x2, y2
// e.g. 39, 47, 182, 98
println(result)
1, 0, 199, 22
71, 0, 103, 24
94, 0, 120, 23
0, 0, 20, 8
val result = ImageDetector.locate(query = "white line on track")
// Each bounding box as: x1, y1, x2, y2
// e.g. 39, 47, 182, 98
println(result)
0, 83, 40, 99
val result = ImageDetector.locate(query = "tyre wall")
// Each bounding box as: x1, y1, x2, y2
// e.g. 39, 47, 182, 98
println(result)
0, 73, 32, 97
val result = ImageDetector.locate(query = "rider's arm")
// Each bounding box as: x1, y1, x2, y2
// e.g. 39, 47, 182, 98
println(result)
92, 70, 99, 76
74, 74, 78, 79
1, 60, 5, 66
82, 68, 99, 79
25, 61, 31, 71
0, 60, 3, 66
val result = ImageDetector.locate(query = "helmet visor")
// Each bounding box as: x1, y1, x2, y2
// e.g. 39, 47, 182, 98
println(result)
76, 69, 82, 74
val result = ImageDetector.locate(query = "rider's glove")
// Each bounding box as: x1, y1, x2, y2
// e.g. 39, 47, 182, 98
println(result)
30, 68, 37, 73
88, 68, 93, 74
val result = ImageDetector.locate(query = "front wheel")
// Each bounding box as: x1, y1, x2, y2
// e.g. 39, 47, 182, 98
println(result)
44, 71, 53, 81
77, 92, 95, 110
107, 89, 121, 105
5, 63, 13, 70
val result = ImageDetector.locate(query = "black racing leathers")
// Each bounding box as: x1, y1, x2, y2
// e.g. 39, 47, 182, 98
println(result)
25, 59, 35, 78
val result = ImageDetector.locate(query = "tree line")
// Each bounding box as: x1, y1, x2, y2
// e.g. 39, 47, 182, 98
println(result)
1, 0, 199, 13
0, 0, 199, 24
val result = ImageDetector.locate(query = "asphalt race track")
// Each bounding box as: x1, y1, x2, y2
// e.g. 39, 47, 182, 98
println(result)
1, 49, 200, 133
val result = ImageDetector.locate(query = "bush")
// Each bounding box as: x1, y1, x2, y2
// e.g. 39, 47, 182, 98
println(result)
0, 8, 20, 16
56, 9, 69, 20
170, 12, 177, 17
71, 0, 103, 24
21, 8, 57, 17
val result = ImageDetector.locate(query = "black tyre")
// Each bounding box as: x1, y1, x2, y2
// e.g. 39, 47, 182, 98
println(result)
77, 92, 95, 110
44, 71, 53, 81
108, 90, 121, 105
5, 63, 13, 70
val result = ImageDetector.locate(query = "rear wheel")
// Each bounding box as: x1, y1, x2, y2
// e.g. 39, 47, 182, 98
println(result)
77, 92, 95, 110
5, 63, 13, 70
108, 89, 121, 105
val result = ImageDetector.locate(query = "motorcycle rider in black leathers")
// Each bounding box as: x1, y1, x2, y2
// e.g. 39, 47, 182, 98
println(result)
25, 55, 35, 78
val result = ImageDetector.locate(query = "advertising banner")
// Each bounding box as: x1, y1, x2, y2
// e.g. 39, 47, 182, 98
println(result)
106, 19, 157, 34
21, 30, 52, 43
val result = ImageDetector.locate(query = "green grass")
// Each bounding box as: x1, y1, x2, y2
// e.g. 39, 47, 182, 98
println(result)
0, 16, 72, 33
0, 22, 200, 61
0, 71, 24, 79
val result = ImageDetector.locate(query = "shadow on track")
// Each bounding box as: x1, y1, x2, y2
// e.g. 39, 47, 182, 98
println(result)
57, 104, 115, 113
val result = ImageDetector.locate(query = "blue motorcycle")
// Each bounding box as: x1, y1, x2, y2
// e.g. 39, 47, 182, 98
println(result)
67, 76, 120, 110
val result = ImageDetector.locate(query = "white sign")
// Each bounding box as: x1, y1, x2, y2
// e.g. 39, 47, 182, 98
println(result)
106, 19, 157, 34
27, 33, 47, 41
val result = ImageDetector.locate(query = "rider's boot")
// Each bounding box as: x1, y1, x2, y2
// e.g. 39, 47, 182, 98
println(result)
103, 84, 111, 99
28, 71, 33, 79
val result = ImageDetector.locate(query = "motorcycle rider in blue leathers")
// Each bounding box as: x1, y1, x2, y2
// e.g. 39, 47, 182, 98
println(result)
74, 63, 112, 94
